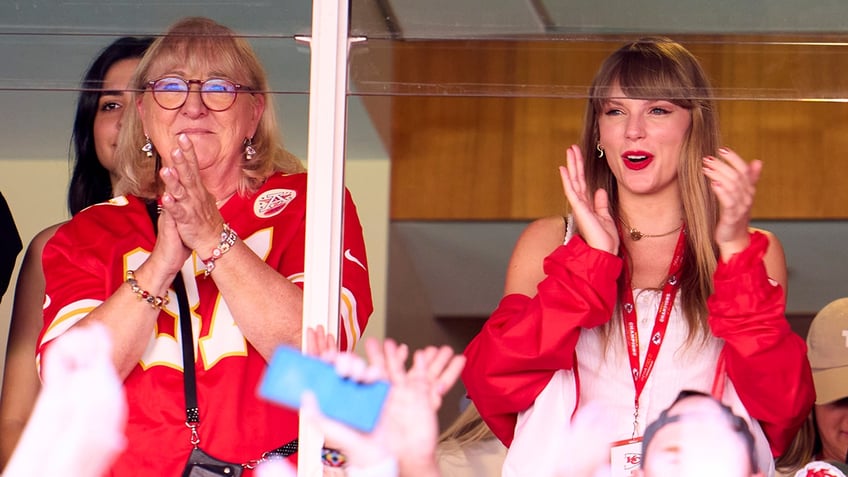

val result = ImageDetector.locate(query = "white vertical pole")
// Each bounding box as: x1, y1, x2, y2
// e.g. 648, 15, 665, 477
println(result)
298, 0, 350, 476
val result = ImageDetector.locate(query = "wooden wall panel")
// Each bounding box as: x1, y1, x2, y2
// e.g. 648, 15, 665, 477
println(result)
359, 37, 848, 220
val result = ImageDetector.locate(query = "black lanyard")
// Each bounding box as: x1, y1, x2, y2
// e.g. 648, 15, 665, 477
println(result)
143, 199, 298, 460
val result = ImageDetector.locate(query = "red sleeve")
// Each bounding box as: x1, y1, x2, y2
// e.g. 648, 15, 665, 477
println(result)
274, 184, 372, 353
461, 236, 622, 445
708, 231, 815, 457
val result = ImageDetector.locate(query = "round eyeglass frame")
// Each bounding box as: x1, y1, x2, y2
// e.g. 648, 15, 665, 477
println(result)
146, 77, 246, 112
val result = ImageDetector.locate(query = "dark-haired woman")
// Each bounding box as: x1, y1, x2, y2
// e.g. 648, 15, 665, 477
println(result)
0, 36, 152, 468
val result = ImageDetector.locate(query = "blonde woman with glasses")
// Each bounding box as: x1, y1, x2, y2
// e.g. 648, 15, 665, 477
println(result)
36, 17, 373, 476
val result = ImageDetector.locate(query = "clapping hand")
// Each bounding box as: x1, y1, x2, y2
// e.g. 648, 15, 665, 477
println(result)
559, 145, 619, 255
158, 133, 225, 260
702, 147, 760, 261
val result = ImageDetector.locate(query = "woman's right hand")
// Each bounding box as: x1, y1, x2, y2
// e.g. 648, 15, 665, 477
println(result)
559, 145, 619, 255
159, 134, 225, 259
148, 204, 191, 279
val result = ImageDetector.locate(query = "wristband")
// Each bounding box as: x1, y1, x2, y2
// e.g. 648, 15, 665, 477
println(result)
126, 270, 169, 309
201, 223, 238, 277
321, 448, 347, 468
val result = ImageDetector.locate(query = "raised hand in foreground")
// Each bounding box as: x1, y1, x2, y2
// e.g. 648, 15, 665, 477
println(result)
303, 328, 465, 477
4, 323, 127, 477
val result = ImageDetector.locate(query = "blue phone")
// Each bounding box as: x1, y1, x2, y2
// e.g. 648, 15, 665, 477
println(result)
258, 345, 390, 433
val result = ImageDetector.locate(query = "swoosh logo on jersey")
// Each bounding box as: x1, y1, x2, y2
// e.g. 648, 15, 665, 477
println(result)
344, 249, 366, 270
254, 189, 296, 218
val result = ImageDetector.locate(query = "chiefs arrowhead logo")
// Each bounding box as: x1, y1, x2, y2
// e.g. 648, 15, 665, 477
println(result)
254, 189, 296, 218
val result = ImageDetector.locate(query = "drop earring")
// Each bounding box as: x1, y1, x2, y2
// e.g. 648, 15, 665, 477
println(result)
142, 135, 154, 159
596, 143, 605, 159
243, 137, 256, 161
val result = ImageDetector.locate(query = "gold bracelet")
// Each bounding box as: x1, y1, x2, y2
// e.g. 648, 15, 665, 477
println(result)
125, 270, 169, 309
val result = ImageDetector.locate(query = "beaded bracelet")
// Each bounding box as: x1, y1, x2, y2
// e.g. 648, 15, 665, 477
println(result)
321, 447, 347, 468
201, 223, 238, 277
126, 270, 169, 309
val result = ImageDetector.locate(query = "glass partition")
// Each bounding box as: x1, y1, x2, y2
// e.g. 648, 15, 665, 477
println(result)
347, 0, 848, 432
0, 4, 313, 160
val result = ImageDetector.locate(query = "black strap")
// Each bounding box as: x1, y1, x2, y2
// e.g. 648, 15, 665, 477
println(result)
174, 272, 200, 424
143, 199, 296, 457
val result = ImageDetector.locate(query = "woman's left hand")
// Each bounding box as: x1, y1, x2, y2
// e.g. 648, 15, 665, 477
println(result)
560, 145, 619, 255
702, 147, 762, 261
158, 134, 225, 256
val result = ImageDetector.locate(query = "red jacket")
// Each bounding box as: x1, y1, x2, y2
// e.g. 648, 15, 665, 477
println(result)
462, 231, 813, 457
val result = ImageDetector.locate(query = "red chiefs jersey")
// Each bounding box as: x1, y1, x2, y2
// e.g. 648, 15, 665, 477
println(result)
38, 172, 373, 476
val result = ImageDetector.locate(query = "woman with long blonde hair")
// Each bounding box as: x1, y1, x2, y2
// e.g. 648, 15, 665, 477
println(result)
462, 37, 814, 476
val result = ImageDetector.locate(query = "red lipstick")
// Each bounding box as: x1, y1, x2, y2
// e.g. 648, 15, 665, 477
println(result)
622, 150, 654, 171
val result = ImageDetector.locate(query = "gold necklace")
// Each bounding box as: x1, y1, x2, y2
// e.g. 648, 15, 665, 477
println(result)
215, 191, 236, 208
619, 217, 683, 241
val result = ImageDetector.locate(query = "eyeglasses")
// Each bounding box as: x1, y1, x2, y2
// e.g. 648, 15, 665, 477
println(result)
147, 77, 247, 112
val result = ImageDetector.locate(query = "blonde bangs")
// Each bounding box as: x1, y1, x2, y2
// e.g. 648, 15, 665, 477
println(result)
117, 17, 303, 198
580, 37, 723, 345
143, 23, 265, 92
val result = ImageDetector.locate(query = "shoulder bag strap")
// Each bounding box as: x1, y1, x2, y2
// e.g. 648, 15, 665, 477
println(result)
143, 199, 297, 458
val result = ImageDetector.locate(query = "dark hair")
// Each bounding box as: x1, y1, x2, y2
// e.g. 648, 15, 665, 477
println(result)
641, 390, 759, 473
68, 36, 153, 215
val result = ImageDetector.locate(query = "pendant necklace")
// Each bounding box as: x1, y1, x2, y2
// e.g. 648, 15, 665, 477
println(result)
619, 217, 683, 241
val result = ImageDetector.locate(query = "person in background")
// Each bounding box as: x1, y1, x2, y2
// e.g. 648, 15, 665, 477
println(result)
0, 192, 22, 302
0, 193, 23, 469
776, 298, 848, 476
462, 37, 814, 476
0, 36, 152, 468
36, 17, 372, 475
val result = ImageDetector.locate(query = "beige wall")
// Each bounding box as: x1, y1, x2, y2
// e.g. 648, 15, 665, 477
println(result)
0, 158, 390, 388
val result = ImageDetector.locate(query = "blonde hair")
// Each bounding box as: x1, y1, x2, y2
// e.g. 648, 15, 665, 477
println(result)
437, 402, 496, 448
115, 16, 304, 198
579, 37, 720, 341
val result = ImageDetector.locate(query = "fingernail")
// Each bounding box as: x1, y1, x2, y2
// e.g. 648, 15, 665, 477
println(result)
718, 147, 729, 154
178, 133, 189, 146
